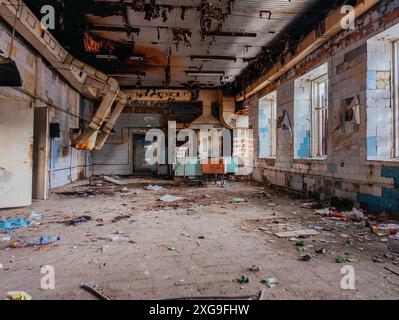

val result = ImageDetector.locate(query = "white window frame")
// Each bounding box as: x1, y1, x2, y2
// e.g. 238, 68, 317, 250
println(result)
393, 40, 399, 158
258, 92, 277, 159
310, 75, 328, 158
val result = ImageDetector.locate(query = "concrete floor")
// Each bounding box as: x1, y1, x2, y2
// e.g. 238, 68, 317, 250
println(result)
1, 178, 398, 300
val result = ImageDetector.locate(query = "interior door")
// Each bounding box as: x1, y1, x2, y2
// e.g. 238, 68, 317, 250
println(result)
133, 134, 157, 174
0, 98, 34, 208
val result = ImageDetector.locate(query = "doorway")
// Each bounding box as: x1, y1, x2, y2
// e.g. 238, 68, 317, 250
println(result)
132, 134, 157, 175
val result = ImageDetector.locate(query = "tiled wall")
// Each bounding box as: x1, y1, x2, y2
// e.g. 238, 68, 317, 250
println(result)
247, 0, 399, 218
93, 113, 162, 176
0, 21, 94, 190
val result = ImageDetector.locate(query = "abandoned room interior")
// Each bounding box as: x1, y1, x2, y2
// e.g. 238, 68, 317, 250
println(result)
1, 0, 399, 301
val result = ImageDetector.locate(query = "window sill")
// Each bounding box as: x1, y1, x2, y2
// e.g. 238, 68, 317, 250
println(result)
294, 157, 327, 162
367, 157, 399, 163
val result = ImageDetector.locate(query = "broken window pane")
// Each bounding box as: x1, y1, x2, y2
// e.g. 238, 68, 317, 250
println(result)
258, 91, 277, 158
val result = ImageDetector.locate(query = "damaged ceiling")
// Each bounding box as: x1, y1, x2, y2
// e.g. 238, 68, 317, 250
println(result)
24, 0, 347, 93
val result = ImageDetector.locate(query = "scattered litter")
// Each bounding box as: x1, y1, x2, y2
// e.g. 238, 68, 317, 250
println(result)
111, 215, 131, 224
81, 283, 111, 300
28, 212, 43, 225
237, 275, 250, 284
67, 216, 92, 226
301, 202, 321, 209
120, 187, 129, 193
335, 257, 346, 264
315, 208, 330, 216
296, 241, 307, 252
0, 217, 30, 233
249, 265, 261, 272
159, 195, 184, 202
1, 236, 11, 249
315, 206, 365, 222
371, 223, 399, 236
315, 248, 327, 254
384, 252, 394, 260
274, 229, 319, 238
299, 254, 312, 262
98, 235, 125, 242
147, 185, 163, 192
6, 291, 32, 301
10, 236, 60, 248
103, 176, 127, 186
232, 197, 246, 204
261, 277, 279, 288
216, 180, 230, 188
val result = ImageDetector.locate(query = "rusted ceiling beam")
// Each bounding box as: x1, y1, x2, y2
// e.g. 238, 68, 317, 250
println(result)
89, 24, 140, 34
190, 55, 237, 62
203, 31, 257, 37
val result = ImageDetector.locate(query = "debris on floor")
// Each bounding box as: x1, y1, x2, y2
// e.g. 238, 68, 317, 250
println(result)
249, 265, 261, 272
10, 236, 61, 249
103, 176, 128, 186
237, 275, 250, 284
299, 254, 312, 262
0, 217, 30, 233
6, 291, 32, 301
159, 194, 184, 202
111, 215, 131, 224
231, 197, 246, 204
120, 187, 129, 193
147, 185, 163, 192
80, 283, 112, 300
66, 216, 92, 226
261, 277, 279, 288
274, 229, 320, 238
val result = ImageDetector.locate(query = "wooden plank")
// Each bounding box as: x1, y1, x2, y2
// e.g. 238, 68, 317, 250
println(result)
274, 229, 320, 238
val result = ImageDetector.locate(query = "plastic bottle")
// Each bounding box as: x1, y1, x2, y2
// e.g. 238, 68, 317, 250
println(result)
0, 236, 11, 249
11, 236, 60, 248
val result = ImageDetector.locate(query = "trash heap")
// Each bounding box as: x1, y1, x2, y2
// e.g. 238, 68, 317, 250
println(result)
313, 199, 399, 254
0, 212, 60, 249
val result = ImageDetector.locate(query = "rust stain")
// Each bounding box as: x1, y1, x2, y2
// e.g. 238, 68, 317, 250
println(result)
62, 145, 69, 158
382, 5, 399, 25
79, 168, 85, 179
28, 138, 33, 168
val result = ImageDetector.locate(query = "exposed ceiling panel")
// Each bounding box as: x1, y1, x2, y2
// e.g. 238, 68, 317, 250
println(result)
24, 0, 343, 90
83, 0, 318, 88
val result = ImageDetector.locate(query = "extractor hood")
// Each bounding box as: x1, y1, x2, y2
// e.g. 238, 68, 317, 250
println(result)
190, 103, 223, 129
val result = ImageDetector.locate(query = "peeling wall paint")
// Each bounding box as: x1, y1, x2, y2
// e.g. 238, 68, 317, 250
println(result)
248, 0, 399, 217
